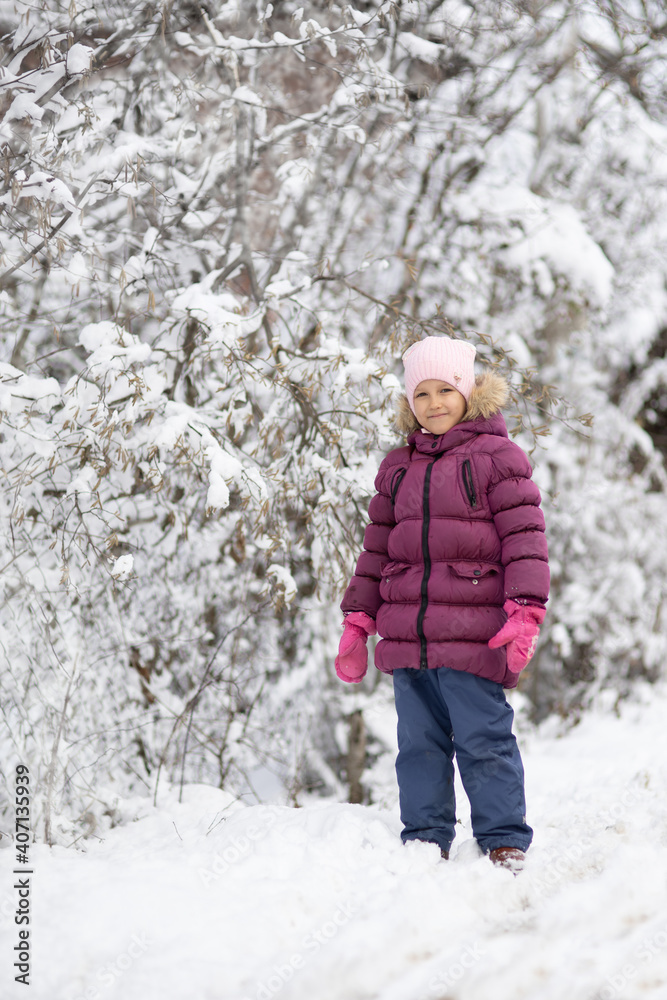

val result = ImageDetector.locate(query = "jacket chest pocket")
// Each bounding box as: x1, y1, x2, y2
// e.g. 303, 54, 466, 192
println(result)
389, 467, 407, 508
461, 458, 478, 509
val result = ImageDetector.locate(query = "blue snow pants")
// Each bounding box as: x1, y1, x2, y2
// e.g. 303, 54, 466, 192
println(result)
393, 666, 533, 855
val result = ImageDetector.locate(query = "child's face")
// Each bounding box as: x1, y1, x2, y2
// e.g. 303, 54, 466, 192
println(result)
413, 379, 467, 433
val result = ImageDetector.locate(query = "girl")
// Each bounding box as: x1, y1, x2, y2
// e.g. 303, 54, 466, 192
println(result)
335, 336, 549, 870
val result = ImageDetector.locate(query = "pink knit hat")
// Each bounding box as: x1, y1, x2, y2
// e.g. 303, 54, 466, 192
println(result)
403, 336, 476, 415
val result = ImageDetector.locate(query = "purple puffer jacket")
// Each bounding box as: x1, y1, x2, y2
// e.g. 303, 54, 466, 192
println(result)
341, 374, 549, 688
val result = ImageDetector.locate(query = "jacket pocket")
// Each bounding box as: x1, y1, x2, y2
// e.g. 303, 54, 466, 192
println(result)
450, 561, 499, 583
381, 560, 411, 581
379, 561, 411, 602
389, 467, 407, 507
461, 459, 477, 508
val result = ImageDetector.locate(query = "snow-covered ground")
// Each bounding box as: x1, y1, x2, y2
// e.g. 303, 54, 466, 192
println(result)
3, 684, 667, 1000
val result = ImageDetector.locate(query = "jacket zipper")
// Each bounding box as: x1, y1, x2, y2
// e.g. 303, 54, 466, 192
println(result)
390, 468, 407, 507
462, 459, 477, 508
416, 460, 436, 670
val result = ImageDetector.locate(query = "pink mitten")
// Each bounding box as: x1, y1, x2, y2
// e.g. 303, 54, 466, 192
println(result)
488, 600, 546, 673
335, 612, 377, 683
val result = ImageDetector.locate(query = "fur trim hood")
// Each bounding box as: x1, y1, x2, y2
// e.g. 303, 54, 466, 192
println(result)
396, 371, 510, 437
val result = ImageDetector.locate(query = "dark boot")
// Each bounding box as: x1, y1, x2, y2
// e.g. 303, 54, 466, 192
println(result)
489, 847, 525, 873
409, 838, 450, 859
